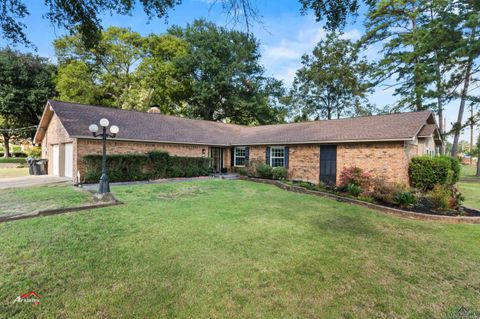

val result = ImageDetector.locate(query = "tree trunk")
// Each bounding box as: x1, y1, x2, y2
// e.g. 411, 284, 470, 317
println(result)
434, 50, 444, 154
451, 26, 476, 158
477, 148, 480, 176
2, 133, 11, 157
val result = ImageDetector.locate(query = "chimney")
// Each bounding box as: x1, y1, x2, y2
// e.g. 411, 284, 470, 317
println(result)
147, 107, 161, 114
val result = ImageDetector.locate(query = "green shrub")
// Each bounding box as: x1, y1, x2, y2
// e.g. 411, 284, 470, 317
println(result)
26, 146, 42, 159
245, 158, 264, 177
370, 178, 405, 204
346, 183, 363, 197
272, 167, 288, 180
82, 151, 211, 183
393, 191, 416, 208
256, 164, 273, 179
237, 167, 248, 176
409, 156, 460, 190
426, 184, 451, 212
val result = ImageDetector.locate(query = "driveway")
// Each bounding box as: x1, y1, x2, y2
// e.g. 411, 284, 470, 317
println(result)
0, 175, 71, 189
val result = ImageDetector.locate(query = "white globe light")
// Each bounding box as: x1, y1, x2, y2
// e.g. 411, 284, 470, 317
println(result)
99, 118, 109, 127
110, 125, 119, 134
89, 124, 99, 133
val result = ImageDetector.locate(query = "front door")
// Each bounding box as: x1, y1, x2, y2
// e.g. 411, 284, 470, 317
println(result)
209, 148, 224, 173
320, 145, 337, 186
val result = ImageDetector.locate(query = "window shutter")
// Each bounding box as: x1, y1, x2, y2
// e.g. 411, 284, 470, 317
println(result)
284, 146, 289, 168
245, 147, 250, 164
266, 146, 270, 165
230, 147, 235, 167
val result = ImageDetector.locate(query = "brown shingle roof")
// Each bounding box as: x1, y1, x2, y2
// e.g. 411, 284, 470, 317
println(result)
37, 100, 435, 145
417, 124, 437, 137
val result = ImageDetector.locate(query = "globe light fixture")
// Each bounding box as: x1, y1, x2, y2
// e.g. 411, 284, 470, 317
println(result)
88, 118, 119, 194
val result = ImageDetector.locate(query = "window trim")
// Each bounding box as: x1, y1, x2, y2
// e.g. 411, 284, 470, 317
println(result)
270, 146, 285, 167
234, 146, 247, 167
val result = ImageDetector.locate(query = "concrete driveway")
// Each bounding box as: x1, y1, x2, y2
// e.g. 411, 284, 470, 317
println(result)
0, 175, 71, 189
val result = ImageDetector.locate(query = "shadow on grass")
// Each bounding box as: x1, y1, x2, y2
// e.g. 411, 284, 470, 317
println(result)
312, 213, 379, 239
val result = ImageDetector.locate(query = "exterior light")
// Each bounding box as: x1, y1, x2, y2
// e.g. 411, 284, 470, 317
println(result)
99, 118, 109, 127
89, 124, 99, 133
110, 125, 119, 135
88, 119, 119, 195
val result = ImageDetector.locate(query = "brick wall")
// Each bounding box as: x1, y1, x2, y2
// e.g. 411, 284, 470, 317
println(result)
288, 145, 320, 184
41, 113, 75, 176
336, 142, 410, 185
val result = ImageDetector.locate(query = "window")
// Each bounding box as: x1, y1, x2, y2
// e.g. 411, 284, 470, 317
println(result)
234, 147, 246, 166
270, 146, 285, 167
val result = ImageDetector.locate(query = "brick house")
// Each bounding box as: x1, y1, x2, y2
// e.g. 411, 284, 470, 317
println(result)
34, 100, 443, 185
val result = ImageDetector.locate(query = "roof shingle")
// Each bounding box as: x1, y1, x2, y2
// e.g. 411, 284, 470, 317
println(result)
40, 100, 435, 146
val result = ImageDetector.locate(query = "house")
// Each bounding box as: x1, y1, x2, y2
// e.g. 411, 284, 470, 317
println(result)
33, 100, 443, 185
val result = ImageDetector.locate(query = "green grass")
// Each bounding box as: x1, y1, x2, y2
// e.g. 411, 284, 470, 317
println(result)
0, 167, 29, 178
1, 180, 479, 318
459, 165, 480, 209
0, 185, 93, 217
0, 157, 27, 164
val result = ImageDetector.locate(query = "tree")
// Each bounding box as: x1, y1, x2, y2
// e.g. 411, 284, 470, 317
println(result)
476, 133, 480, 177
0, 49, 56, 157
54, 27, 190, 112
288, 32, 372, 120
169, 19, 286, 124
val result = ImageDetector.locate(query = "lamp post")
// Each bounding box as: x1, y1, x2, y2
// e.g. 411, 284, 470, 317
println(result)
88, 118, 119, 194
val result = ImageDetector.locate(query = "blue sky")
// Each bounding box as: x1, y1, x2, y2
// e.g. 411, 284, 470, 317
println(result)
1, 0, 476, 141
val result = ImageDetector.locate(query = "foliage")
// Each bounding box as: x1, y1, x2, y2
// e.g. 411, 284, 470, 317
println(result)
169, 20, 287, 125
339, 166, 372, 189
289, 31, 373, 120
0, 157, 27, 164
26, 146, 42, 159
245, 159, 264, 177
82, 151, 211, 183
409, 156, 460, 190
255, 164, 273, 179
425, 184, 453, 212
0, 49, 56, 157
271, 167, 288, 180
393, 191, 416, 208
370, 178, 406, 204
346, 183, 363, 197
237, 167, 248, 176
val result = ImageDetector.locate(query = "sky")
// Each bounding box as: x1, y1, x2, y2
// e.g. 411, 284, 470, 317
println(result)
1, 0, 477, 142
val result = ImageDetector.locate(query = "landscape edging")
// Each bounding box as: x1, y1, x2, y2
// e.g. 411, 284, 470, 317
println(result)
239, 177, 480, 224
0, 201, 122, 223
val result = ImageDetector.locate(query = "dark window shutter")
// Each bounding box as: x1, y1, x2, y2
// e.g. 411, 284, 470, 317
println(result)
284, 146, 289, 168
245, 147, 250, 164
231, 147, 235, 167
266, 146, 270, 165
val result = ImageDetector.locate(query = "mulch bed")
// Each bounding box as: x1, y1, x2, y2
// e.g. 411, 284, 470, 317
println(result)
240, 177, 480, 224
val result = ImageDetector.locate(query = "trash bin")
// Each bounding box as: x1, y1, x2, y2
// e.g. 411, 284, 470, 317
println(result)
27, 158, 35, 175
34, 159, 48, 175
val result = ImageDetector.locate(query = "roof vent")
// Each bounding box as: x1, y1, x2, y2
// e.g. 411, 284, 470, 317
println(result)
147, 107, 161, 114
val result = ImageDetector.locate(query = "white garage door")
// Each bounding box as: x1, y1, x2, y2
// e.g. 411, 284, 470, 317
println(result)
52, 144, 60, 176
64, 143, 73, 178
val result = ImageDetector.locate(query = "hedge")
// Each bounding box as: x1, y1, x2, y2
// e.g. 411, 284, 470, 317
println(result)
409, 156, 460, 190
82, 151, 212, 183
0, 152, 27, 158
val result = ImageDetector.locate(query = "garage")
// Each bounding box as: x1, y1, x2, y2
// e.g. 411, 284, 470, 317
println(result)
64, 143, 73, 178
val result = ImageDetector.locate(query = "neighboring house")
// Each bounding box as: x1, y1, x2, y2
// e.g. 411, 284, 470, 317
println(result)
34, 100, 443, 185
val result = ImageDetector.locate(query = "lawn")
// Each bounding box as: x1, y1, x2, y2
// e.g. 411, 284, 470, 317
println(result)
1, 180, 479, 318
0, 167, 29, 178
0, 185, 93, 218
459, 165, 480, 209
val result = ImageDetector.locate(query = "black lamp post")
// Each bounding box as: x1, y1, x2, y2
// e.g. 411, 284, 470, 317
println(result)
88, 118, 119, 194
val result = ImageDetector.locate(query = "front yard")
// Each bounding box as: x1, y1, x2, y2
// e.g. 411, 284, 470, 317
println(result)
459, 165, 480, 209
1, 180, 479, 318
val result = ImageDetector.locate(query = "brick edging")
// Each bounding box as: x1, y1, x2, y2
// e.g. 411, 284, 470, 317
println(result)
239, 177, 480, 224
0, 201, 122, 223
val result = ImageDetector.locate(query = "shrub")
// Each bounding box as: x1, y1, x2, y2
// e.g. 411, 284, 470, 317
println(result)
370, 178, 400, 204
237, 167, 248, 176
409, 156, 460, 190
82, 151, 211, 183
339, 166, 372, 189
346, 183, 363, 197
272, 167, 288, 180
26, 146, 42, 159
256, 164, 273, 179
425, 184, 451, 212
245, 158, 263, 177
393, 191, 416, 208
